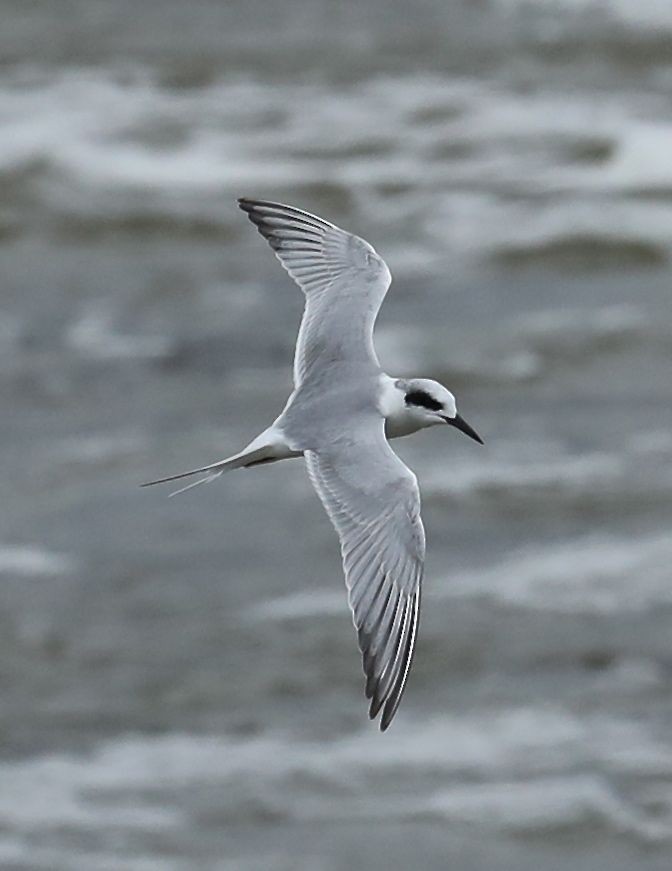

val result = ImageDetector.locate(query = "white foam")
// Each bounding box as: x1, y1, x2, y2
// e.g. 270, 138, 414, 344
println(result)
598, 123, 672, 192
66, 304, 173, 360
417, 777, 664, 839
494, 0, 672, 32
248, 588, 344, 622
252, 526, 672, 623
3, 67, 672, 274
0, 545, 76, 577
0, 314, 22, 351
421, 425, 672, 506
425, 451, 624, 499
518, 304, 648, 342
51, 432, 147, 465
609, 0, 672, 31
441, 532, 672, 614
2, 707, 671, 840
630, 431, 672, 455
0, 839, 180, 871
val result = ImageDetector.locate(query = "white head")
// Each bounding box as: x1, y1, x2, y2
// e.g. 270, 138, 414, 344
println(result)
388, 377, 483, 443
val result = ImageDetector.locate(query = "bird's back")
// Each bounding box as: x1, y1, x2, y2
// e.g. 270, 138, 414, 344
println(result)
278, 363, 384, 453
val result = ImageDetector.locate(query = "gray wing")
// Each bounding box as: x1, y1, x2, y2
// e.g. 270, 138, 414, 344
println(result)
304, 420, 424, 731
238, 198, 392, 385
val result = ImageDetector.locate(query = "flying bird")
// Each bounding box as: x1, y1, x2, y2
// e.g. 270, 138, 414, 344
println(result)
143, 199, 483, 730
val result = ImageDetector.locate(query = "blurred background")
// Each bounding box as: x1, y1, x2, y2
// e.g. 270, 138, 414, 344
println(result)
2, 1, 672, 868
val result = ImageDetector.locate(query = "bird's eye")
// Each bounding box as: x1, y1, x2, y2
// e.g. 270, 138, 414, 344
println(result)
405, 390, 443, 412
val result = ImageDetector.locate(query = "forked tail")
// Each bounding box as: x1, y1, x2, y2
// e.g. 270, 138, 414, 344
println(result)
140, 444, 275, 497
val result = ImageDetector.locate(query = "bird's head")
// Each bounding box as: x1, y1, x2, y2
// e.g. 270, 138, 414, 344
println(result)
400, 378, 483, 443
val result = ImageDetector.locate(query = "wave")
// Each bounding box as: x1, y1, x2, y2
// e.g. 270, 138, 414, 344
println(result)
247, 588, 344, 622
439, 532, 672, 614
423, 450, 626, 499
66, 303, 174, 361
0, 545, 76, 577
256, 526, 672, 621
398, 776, 666, 839
419, 424, 672, 512
2, 707, 671, 843
514, 304, 654, 353
493, 0, 672, 34
2, 67, 672, 275
49, 431, 149, 467
380, 302, 668, 391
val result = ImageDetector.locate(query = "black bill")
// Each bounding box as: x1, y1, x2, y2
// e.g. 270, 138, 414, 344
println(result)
444, 413, 484, 444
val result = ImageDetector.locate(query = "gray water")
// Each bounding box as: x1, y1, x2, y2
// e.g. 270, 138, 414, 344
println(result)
2, 1, 672, 868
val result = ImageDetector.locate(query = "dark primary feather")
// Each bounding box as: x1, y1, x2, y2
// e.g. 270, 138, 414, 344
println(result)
238, 197, 355, 296
238, 198, 392, 387
305, 438, 424, 732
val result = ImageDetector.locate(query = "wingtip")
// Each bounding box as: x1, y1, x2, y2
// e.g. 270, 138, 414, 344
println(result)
238, 196, 273, 210
379, 700, 397, 732
369, 706, 390, 732
367, 680, 397, 732
237, 197, 277, 222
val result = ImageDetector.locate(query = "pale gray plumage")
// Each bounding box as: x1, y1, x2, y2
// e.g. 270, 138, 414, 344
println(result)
238, 198, 390, 385
239, 198, 422, 729
305, 439, 423, 729
144, 198, 484, 731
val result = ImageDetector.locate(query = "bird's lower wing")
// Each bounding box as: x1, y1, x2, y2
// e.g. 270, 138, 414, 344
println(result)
304, 423, 424, 731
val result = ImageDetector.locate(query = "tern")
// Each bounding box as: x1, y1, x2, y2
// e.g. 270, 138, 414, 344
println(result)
143, 198, 483, 730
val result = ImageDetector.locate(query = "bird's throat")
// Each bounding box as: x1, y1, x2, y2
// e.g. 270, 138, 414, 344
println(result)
378, 375, 425, 439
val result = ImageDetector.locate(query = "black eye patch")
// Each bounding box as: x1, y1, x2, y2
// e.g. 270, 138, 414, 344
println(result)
405, 390, 443, 412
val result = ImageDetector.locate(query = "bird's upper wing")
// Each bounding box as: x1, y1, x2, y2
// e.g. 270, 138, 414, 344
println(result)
238, 198, 392, 386
304, 419, 424, 731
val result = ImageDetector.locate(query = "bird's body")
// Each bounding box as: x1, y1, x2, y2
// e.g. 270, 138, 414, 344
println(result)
143, 199, 482, 730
